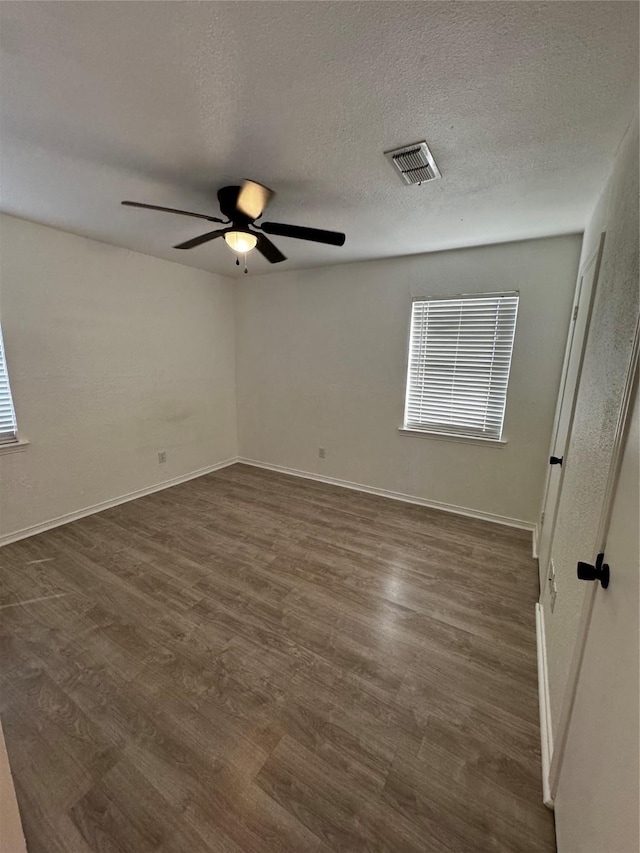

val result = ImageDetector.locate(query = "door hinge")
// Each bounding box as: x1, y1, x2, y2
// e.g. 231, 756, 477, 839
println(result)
540, 511, 545, 527
573, 304, 579, 321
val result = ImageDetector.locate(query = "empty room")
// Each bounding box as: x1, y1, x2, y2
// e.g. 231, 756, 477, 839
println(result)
0, 2, 638, 852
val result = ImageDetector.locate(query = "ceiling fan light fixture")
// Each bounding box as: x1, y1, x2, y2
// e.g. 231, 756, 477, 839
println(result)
224, 230, 257, 253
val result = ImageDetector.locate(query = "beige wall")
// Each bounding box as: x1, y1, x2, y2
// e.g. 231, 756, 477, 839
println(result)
235, 235, 581, 526
0, 215, 237, 542
543, 118, 640, 736
0, 218, 585, 541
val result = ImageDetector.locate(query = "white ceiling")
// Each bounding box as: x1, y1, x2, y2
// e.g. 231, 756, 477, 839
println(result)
0, 2, 637, 277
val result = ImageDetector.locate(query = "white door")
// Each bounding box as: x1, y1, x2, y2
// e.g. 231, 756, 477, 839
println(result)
537, 236, 605, 591
554, 371, 639, 853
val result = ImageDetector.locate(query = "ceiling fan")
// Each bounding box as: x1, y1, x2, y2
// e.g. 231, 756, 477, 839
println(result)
122, 180, 346, 269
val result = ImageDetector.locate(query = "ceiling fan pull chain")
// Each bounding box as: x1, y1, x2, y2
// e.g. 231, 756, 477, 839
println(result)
235, 257, 240, 266
244, 253, 248, 274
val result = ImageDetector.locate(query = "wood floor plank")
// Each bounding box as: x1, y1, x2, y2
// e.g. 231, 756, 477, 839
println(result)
12, 776, 96, 853
0, 463, 555, 851
381, 737, 557, 853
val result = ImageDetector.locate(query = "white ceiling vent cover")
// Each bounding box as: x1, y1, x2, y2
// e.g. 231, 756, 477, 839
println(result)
385, 141, 441, 185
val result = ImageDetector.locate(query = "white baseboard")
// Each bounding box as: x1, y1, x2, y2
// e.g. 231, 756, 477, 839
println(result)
0, 458, 238, 547
532, 523, 539, 559
2, 454, 537, 547
535, 602, 555, 809
238, 457, 535, 533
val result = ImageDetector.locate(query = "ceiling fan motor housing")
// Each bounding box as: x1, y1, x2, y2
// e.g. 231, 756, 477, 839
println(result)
218, 186, 249, 223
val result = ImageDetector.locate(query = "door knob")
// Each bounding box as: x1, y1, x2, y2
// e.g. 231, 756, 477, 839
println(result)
577, 552, 610, 589
549, 456, 563, 466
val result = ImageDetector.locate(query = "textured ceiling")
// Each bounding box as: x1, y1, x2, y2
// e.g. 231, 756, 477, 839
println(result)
0, 1, 638, 277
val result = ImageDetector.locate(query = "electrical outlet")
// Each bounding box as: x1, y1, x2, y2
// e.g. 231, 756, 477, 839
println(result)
158, 451, 167, 464
318, 447, 326, 459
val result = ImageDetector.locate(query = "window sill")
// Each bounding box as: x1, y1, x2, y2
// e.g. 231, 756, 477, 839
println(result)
398, 427, 507, 448
0, 438, 30, 456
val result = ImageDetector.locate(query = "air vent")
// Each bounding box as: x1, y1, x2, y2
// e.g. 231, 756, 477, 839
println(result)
385, 141, 441, 186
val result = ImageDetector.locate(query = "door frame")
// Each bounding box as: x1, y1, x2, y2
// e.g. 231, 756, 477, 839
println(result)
537, 234, 606, 591
549, 316, 640, 797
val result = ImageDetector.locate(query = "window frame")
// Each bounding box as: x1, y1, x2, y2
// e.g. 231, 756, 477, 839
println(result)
400, 291, 519, 445
0, 323, 27, 455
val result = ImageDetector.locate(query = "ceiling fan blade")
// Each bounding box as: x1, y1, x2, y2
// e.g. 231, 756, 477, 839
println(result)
122, 201, 224, 223
174, 229, 227, 250
236, 181, 274, 220
255, 233, 287, 264
260, 221, 345, 246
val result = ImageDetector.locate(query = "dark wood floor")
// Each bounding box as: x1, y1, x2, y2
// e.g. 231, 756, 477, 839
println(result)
0, 463, 555, 853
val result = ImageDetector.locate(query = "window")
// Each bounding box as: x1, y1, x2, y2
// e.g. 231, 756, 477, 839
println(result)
403, 292, 519, 441
0, 323, 19, 446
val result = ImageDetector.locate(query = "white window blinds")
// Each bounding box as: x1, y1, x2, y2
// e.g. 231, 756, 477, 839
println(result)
404, 293, 519, 441
0, 325, 18, 445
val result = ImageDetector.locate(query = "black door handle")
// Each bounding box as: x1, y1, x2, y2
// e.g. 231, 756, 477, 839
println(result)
550, 456, 563, 466
577, 553, 610, 589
